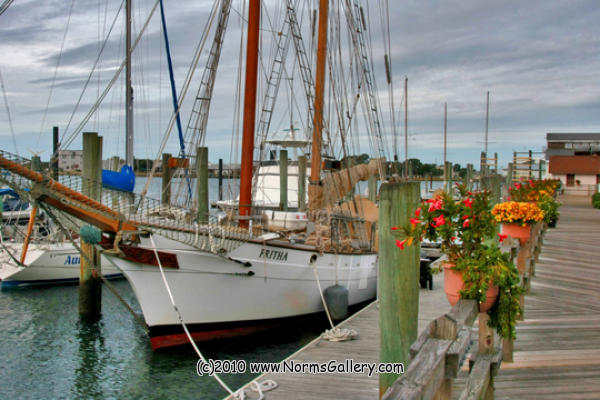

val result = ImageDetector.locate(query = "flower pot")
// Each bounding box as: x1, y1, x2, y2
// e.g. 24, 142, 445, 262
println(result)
501, 223, 531, 245
443, 263, 499, 312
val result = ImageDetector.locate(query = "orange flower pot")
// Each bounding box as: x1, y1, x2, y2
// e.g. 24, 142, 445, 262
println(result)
501, 223, 531, 245
443, 263, 499, 312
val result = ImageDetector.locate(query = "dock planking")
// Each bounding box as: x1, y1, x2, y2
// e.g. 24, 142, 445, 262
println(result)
227, 195, 600, 399
225, 272, 450, 399
454, 195, 600, 399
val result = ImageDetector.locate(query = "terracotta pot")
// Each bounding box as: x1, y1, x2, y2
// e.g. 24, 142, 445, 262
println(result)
501, 222, 531, 245
443, 262, 499, 312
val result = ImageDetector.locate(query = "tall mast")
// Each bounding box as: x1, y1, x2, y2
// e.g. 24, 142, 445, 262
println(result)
443, 102, 447, 170
484, 90, 489, 155
308, 0, 329, 208
238, 0, 261, 228
125, 0, 134, 166
404, 77, 408, 178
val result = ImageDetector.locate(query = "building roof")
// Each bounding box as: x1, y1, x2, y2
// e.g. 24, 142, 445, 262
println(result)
547, 133, 600, 142
549, 155, 600, 174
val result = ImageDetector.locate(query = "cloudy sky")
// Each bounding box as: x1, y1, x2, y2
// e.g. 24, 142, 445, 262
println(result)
0, 0, 598, 169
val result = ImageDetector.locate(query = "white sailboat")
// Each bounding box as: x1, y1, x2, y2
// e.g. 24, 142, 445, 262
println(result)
0, 0, 392, 349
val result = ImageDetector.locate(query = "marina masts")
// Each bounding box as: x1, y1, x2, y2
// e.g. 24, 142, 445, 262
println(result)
308, 0, 329, 209
125, 0, 134, 166
238, 0, 261, 228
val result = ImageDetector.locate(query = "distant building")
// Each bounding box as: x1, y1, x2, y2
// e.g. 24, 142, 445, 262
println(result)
58, 150, 82, 171
545, 133, 600, 195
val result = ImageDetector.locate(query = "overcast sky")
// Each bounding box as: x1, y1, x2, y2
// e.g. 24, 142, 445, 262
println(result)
0, 0, 598, 169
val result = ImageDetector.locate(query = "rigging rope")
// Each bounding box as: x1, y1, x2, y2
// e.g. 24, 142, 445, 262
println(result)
309, 257, 358, 342
148, 234, 243, 399
36, 0, 76, 148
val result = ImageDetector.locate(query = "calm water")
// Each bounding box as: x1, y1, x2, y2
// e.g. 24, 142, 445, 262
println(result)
0, 178, 439, 399
0, 280, 327, 399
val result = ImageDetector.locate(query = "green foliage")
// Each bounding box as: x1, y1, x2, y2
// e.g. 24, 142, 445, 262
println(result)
538, 194, 560, 224
453, 246, 523, 340
593, 192, 600, 209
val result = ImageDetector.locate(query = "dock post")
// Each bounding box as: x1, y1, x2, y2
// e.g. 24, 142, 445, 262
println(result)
368, 175, 377, 202
161, 153, 172, 206
378, 182, 420, 397
218, 158, 223, 201
444, 161, 453, 192
280, 149, 288, 211
298, 155, 307, 211
480, 151, 487, 178
52, 126, 59, 180
80, 132, 103, 321
465, 163, 473, 191
528, 149, 533, 179
197, 147, 209, 224
494, 152, 498, 174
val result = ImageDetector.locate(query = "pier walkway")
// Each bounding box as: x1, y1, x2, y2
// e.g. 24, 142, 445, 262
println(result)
228, 195, 600, 399
490, 196, 600, 399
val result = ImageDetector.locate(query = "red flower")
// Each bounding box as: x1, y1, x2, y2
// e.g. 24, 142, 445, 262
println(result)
498, 233, 508, 243
507, 196, 511, 201
528, 179, 534, 186
462, 219, 470, 228
415, 208, 422, 217
395, 239, 407, 249
463, 198, 473, 208
433, 215, 446, 227
462, 215, 470, 220
391, 226, 399, 231
514, 183, 521, 190
410, 218, 421, 227
467, 191, 473, 196
450, 236, 457, 241
428, 199, 443, 212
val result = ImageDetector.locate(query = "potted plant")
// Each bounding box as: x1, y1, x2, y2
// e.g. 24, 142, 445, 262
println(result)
394, 185, 522, 340
537, 194, 560, 227
491, 201, 544, 244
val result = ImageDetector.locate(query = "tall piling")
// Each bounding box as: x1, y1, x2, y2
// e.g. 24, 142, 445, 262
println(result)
218, 158, 224, 201
379, 182, 420, 396
280, 149, 288, 211
52, 126, 59, 180
80, 132, 102, 321
161, 153, 172, 206
197, 147, 209, 224
298, 155, 307, 211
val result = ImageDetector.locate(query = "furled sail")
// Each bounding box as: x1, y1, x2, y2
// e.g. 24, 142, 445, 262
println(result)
308, 157, 385, 210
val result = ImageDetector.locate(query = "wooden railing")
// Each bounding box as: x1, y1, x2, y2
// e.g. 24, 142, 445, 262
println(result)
383, 222, 547, 399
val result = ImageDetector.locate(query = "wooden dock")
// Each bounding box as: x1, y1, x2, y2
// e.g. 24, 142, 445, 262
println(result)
227, 195, 600, 399
489, 195, 600, 399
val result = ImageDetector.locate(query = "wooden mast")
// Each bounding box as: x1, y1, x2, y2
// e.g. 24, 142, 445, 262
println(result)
308, 0, 329, 210
238, 0, 261, 229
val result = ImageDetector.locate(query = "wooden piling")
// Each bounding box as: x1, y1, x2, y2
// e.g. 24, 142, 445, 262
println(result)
465, 163, 473, 191
80, 132, 102, 321
280, 149, 288, 211
218, 158, 224, 201
161, 153, 172, 206
378, 182, 420, 397
298, 155, 306, 211
197, 147, 209, 224
52, 126, 59, 180
368, 175, 377, 202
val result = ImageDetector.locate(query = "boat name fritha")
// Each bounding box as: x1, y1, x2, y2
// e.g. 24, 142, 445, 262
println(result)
259, 249, 288, 261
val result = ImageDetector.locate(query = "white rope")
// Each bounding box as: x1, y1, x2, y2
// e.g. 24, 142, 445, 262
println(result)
148, 234, 243, 399
309, 258, 358, 342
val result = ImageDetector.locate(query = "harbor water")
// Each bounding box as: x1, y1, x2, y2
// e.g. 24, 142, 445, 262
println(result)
0, 177, 441, 399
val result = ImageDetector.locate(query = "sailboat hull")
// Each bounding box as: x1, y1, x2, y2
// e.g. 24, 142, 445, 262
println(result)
0, 242, 121, 287
104, 234, 377, 349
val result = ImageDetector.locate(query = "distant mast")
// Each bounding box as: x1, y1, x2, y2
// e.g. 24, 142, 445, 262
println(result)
125, 0, 134, 167
238, 0, 261, 228
308, 0, 329, 209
